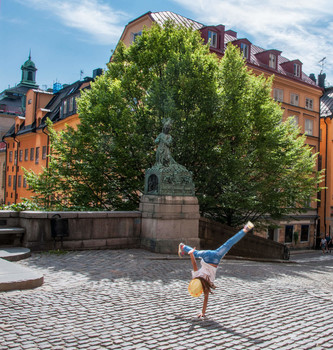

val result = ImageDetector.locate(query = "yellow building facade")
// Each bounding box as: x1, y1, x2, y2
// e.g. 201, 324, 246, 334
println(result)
118, 11, 323, 248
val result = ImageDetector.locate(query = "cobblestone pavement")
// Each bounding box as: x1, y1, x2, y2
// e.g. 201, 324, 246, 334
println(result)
1, 249, 333, 350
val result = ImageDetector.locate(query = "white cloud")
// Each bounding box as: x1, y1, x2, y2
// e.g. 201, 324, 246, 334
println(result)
16, 0, 130, 45
173, 0, 333, 84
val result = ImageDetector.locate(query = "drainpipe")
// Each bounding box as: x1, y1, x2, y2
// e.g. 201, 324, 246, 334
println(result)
323, 117, 329, 235
42, 127, 49, 168
2, 139, 8, 205
13, 135, 20, 204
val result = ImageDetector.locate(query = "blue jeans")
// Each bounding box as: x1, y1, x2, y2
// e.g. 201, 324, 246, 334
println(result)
182, 228, 247, 265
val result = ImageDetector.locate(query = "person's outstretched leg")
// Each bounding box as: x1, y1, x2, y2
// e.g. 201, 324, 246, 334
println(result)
213, 221, 254, 264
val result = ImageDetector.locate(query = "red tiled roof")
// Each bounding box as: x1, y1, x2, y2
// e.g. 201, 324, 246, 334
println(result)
151, 11, 318, 88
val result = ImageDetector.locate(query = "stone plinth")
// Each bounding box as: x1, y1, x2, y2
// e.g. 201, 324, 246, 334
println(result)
140, 195, 200, 253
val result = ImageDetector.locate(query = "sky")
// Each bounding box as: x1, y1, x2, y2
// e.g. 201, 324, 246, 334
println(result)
1, 0, 333, 92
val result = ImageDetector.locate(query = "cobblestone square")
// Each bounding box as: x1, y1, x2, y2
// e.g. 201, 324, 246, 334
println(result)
1, 250, 333, 349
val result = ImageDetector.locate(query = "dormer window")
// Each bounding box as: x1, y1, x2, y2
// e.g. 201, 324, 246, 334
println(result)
294, 63, 301, 77
63, 100, 67, 114
240, 43, 249, 59
269, 54, 276, 69
208, 31, 217, 48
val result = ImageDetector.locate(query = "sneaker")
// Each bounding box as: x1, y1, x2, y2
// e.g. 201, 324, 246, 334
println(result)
178, 243, 185, 258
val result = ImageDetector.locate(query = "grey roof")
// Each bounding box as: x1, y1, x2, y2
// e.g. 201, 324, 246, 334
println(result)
321, 87, 333, 117
150, 11, 203, 30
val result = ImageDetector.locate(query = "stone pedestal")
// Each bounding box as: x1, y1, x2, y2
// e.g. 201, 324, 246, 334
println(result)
140, 195, 200, 254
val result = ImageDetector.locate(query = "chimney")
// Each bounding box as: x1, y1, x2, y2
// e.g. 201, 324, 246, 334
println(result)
309, 73, 316, 84
318, 73, 326, 88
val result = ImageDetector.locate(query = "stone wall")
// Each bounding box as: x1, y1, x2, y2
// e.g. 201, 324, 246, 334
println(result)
0, 210, 289, 259
199, 217, 288, 260
0, 211, 141, 251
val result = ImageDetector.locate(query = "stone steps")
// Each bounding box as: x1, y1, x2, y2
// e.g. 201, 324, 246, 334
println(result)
0, 247, 44, 292
0, 227, 25, 247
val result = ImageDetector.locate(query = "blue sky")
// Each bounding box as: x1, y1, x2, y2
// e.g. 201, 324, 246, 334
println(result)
1, 0, 333, 92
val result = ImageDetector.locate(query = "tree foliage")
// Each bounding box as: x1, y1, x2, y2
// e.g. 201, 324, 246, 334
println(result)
26, 21, 323, 226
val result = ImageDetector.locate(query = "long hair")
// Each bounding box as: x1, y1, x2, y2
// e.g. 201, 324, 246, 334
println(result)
197, 277, 216, 295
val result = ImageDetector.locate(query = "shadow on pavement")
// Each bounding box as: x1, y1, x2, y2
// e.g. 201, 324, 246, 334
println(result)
175, 315, 263, 345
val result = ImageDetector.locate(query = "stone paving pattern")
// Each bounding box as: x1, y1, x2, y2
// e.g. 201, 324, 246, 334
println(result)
1, 249, 333, 349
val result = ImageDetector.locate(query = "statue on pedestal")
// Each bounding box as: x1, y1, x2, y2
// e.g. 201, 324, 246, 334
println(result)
144, 119, 195, 196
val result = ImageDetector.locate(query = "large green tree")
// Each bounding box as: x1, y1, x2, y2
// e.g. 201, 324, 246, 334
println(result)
26, 21, 323, 226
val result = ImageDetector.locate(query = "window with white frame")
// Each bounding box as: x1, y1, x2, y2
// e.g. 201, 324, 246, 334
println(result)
294, 63, 301, 77
305, 118, 314, 135
273, 88, 283, 102
240, 43, 249, 59
269, 54, 276, 69
208, 31, 217, 48
305, 98, 313, 110
290, 93, 299, 106
290, 115, 299, 127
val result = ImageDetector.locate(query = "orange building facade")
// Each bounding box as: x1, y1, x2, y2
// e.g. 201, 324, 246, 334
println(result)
3, 79, 93, 205
118, 11, 323, 248
319, 86, 333, 240
3, 11, 325, 248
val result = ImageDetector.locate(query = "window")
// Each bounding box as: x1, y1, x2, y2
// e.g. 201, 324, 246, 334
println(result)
208, 31, 217, 48
267, 227, 275, 241
18, 175, 22, 188
60, 105, 63, 118
269, 54, 276, 69
28, 99, 32, 105
69, 96, 74, 112
294, 63, 301, 77
63, 100, 67, 114
9, 151, 13, 163
273, 88, 283, 102
289, 115, 299, 127
25, 149, 29, 161
13, 176, 16, 190
132, 31, 142, 43
240, 43, 249, 59
305, 119, 314, 136
42, 146, 47, 160
23, 177, 27, 188
290, 93, 299, 106
301, 225, 309, 242
14, 151, 17, 165
19, 150, 23, 162
30, 148, 34, 161
8, 175, 12, 187
285, 225, 293, 243
305, 98, 313, 110
35, 147, 40, 164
